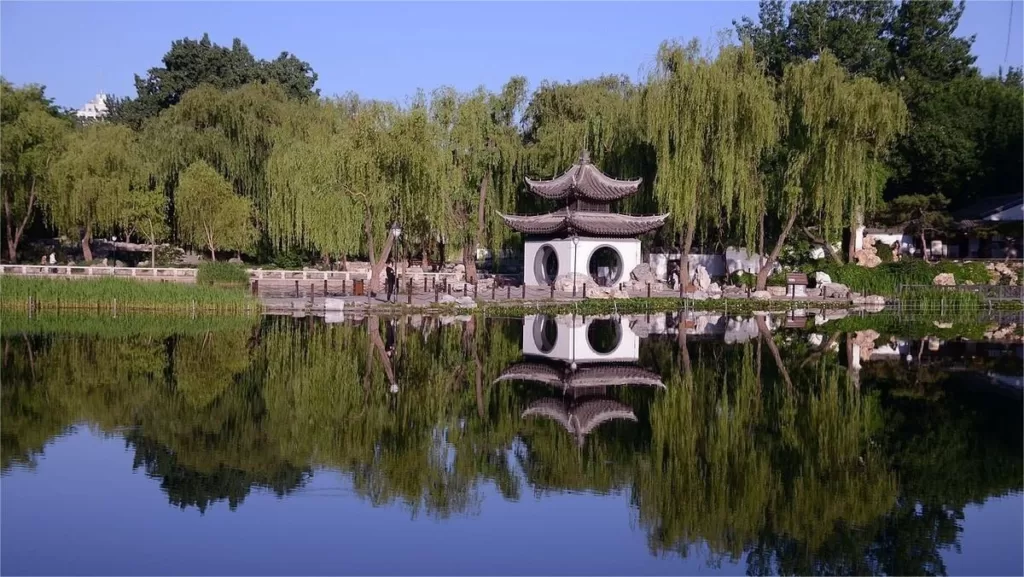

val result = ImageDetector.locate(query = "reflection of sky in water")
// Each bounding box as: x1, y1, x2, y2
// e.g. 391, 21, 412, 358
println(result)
1, 429, 745, 576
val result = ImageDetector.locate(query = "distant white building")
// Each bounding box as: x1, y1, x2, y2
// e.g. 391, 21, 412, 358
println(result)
75, 93, 108, 120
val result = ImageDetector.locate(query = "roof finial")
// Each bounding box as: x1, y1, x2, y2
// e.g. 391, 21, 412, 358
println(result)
579, 149, 591, 165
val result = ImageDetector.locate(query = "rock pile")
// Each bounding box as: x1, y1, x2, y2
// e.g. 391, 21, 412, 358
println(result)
932, 272, 955, 286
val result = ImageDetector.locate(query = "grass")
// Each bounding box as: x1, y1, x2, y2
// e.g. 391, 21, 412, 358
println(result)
1, 276, 259, 313
806, 260, 991, 296
196, 262, 249, 287
1, 310, 260, 337
818, 314, 994, 341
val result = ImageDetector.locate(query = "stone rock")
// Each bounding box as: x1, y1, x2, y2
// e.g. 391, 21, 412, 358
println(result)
933, 321, 953, 329
456, 296, 477, 308
689, 291, 709, 301
629, 319, 651, 338
813, 271, 832, 286
101, 258, 109, 266
854, 246, 882, 268
932, 272, 955, 286
553, 273, 589, 293
823, 283, 850, 299
693, 265, 712, 291
853, 329, 880, 360
139, 260, 150, 267
865, 295, 885, 305
707, 282, 722, 294
630, 263, 659, 284
964, 280, 974, 285
767, 286, 787, 297
751, 290, 772, 300
612, 289, 630, 299
228, 257, 243, 264
440, 294, 458, 304
454, 264, 466, 274
114, 260, 126, 267
808, 333, 824, 346
588, 290, 611, 299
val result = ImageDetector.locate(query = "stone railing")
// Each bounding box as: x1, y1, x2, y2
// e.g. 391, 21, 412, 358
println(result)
0, 264, 465, 284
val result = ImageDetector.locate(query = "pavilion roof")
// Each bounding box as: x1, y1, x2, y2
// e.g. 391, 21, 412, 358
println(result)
494, 362, 666, 390
497, 208, 668, 237
522, 397, 637, 445
525, 150, 642, 202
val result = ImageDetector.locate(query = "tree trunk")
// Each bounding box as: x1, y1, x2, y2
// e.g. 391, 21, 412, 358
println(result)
756, 208, 799, 291
756, 316, 793, 393
680, 227, 695, 288
151, 244, 156, 268
81, 223, 94, 263
3, 176, 37, 263
463, 244, 477, 283
803, 227, 842, 264
919, 232, 928, 261
365, 211, 398, 296
209, 247, 216, 261
467, 171, 490, 284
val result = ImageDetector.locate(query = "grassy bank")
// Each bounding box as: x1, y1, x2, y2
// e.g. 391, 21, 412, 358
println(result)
1, 310, 260, 337
1, 276, 258, 313
808, 260, 991, 295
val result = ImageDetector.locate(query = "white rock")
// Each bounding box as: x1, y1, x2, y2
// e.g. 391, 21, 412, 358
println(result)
630, 263, 659, 283
767, 286, 787, 297
456, 296, 476, 308
808, 333, 824, 346
689, 291, 709, 301
440, 294, 458, 304
933, 273, 955, 286
813, 271, 832, 286
707, 282, 722, 294
751, 290, 772, 300
693, 265, 712, 291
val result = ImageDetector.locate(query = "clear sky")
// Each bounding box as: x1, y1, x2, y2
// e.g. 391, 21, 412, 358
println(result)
2, 1, 1022, 110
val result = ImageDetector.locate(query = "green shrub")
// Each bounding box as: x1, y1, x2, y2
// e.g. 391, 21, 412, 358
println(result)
1, 277, 256, 312
804, 260, 991, 296
196, 262, 249, 287
874, 241, 893, 263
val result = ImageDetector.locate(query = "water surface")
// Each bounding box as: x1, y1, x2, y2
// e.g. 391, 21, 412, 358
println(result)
2, 313, 1021, 575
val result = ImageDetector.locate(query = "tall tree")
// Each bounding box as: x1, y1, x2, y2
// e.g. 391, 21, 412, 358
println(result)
107, 33, 318, 129
755, 51, 907, 290
431, 77, 527, 283
0, 80, 71, 262
46, 123, 145, 262
641, 40, 777, 281
176, 160, 255, 260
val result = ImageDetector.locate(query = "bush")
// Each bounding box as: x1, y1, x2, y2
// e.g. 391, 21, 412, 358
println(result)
196, 262, 249, 287
804, 260, 991, 295
874, 241, 893, 263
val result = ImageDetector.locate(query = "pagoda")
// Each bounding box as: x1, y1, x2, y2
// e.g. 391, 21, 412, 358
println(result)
499, 150, 669, 287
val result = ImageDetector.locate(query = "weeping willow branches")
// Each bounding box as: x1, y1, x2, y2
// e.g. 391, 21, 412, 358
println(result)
642, 40, 778, 256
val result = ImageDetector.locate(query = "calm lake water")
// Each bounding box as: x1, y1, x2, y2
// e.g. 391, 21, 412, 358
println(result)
2, 313, 1022, 576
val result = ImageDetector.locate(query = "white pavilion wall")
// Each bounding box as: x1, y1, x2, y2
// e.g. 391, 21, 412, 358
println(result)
520, 315, 641, 364
523, 238, 641, 287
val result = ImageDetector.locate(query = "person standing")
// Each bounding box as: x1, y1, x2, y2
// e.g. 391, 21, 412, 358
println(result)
385, 263, 397, 302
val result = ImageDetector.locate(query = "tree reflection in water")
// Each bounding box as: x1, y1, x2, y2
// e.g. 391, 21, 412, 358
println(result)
1, 314, 1020, 574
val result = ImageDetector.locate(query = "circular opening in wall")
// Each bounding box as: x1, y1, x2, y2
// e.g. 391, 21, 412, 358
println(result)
588, 246, 623, 287
534, 245, 559, 284
532, 315, 558, 353
586, 318, 622, 355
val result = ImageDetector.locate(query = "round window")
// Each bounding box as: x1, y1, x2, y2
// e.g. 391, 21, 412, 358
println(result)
532, 315, 558, 353
586, 318, 622, 355
588, 246, 623, 287
534, 245, 559, 284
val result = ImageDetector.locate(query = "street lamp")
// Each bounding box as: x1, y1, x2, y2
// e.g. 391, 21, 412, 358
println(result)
110, 236, 117, 266
572, 235, 580, 298
390, 223, 402, 301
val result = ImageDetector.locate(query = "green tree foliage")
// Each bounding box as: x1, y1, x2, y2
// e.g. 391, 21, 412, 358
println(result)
641, 40, 777, 266
46, 123, 146, 262
176, 160, 255, 260
107, 33, 318, 129
755, 52, 908, 290
1, 79, 71, 262
878, 194, 953, 258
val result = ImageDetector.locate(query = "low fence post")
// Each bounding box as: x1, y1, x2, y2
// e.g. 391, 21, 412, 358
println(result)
550, 284, 555, 299
521, 284, 526, 299
647, 283, 651, 299
324, 279, 328, 297
310, 283, 315, 306
407, 279, 412, 304
294, 280, 299, 298
583, 283, 587, 298
507, 285, 511, 299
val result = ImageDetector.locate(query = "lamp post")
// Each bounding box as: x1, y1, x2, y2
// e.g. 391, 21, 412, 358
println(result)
110, 236, 117, 266
391, 222, 402, 302
572, 235, 580, 298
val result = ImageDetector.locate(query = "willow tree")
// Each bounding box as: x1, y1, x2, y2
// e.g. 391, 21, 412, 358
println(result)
268, 96, 444, 292
47, 123, 145, 262
431, 77, 527, 282
754, 51, 907, 290
176, 160, 255, 260
522, 76, 651, 213
146, 82, 285, 243
642, 40, 778, 281
1, 80, 71, 262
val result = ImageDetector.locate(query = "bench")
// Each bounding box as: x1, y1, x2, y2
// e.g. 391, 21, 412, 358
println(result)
786, 273, 808, 298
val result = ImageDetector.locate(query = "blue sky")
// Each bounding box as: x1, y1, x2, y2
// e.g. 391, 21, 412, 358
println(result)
2, 1, 1022, 110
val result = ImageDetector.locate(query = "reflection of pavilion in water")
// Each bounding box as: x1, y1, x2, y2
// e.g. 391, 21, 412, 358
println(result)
496, 315, 665, 446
